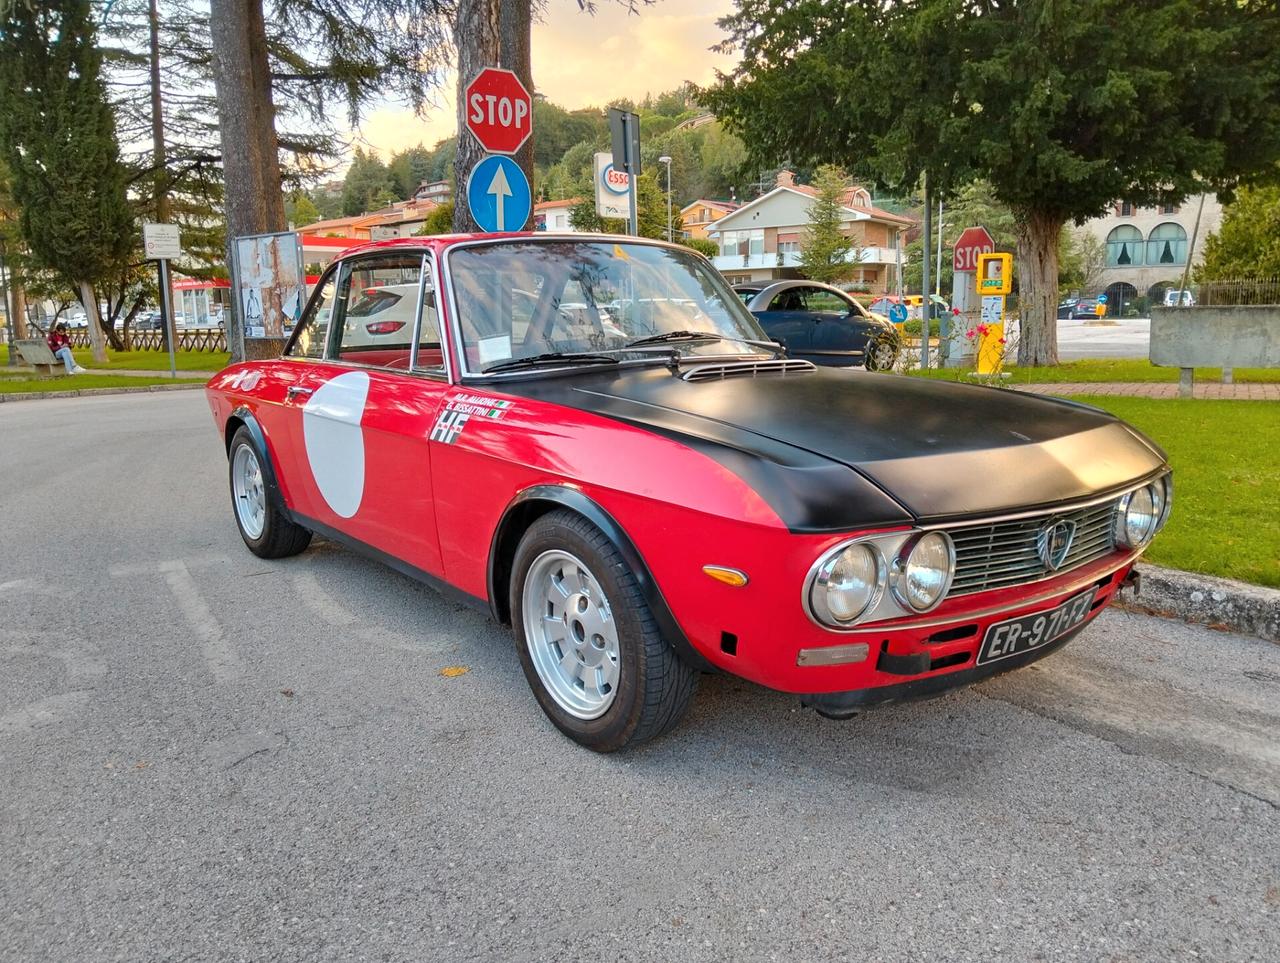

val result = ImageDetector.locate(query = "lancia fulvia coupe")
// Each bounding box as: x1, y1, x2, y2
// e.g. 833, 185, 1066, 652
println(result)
206, 234, 1171, 751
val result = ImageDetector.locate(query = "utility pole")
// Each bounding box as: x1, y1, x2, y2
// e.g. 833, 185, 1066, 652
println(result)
920, 173, 931, 369
659, 155, 673, 241
148, 0, 170, 352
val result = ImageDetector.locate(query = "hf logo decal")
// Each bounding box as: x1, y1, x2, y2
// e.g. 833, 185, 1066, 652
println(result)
430, 394, 514, 445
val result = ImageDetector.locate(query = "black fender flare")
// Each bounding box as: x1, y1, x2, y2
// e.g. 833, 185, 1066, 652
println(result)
487, 484, 713, 672
226, 406, 291, 521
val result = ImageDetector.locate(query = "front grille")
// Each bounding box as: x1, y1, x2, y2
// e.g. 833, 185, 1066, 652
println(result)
945, 499, 1119, 597
681, 359, 816, 382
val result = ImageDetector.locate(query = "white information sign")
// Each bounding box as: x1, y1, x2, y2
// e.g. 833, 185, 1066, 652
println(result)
594, 151, 633, 221
142, 222, 182, 260
981, 295, 1004, 326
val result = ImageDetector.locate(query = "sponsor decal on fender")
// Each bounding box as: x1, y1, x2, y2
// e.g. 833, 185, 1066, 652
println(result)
430, 394, 515, 444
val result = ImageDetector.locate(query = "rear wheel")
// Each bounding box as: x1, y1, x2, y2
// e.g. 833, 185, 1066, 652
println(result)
228, 427, 311, 559
511, 510, 697, 751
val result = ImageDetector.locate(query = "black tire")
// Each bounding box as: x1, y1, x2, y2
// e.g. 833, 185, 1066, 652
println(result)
864, 331, 901, 371
228, 426, 312, 559
510, 509, 697, 752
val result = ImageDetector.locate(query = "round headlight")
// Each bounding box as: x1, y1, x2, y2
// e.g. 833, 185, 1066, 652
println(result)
1155, 474, 1174, 533
891, 531, 955, 613
809, 542, 884, 626
1116, 485, 1159, 548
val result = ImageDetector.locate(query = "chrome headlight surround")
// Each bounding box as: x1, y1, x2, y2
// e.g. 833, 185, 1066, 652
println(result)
1114, 481, 1163, 549
805, 539, 888, 628
1155, 473, 1174, 533
889, 530, 957, 613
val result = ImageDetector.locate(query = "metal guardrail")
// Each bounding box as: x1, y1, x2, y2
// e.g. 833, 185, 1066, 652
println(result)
1195, 277, 1280, 307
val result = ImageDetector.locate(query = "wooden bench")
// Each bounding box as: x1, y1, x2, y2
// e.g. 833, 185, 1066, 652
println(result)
14, 339, 70, 377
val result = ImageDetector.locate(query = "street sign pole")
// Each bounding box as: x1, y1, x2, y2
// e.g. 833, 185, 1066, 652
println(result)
920, 174, 931, 370
624, 113, 638, 236
158, 258, 177, 380
143, 223, 182, 379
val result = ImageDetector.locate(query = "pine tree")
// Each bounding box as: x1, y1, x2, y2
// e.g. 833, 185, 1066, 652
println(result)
800, 166, 855, 285
0, 0, 134, 363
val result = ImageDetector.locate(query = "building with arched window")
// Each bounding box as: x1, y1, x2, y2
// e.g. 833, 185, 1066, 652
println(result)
1079, 197, 1222, 307
1106, 225, 1144, 267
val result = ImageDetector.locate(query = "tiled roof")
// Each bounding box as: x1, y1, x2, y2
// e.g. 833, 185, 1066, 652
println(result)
534, 198, 582, 211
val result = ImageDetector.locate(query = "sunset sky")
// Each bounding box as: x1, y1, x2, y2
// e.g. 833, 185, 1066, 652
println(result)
353, 0, 738, 158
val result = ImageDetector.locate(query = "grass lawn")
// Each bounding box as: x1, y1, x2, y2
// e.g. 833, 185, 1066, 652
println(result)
71, 348, 230, 372
907, 358, 1280, 384
1068, 396, 1279, 588
0, 372, 205, 394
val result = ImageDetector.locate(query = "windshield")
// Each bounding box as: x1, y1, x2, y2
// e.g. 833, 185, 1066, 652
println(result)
448, 240, 771, 373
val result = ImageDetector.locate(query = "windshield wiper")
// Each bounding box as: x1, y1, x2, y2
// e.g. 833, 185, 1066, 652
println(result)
624, 329, 784, 355
483, 351, 621, 374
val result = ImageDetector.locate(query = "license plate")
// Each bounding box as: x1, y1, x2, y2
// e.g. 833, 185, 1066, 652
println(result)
977, 589, 1097, 666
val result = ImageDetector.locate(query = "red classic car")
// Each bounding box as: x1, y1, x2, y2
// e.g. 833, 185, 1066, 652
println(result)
206, 234, 1171, 751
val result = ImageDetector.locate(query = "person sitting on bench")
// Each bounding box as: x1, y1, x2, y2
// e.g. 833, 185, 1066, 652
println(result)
47, 323, 87, 374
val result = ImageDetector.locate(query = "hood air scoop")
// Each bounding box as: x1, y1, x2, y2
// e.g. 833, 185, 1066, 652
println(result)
681, 359, 817, 383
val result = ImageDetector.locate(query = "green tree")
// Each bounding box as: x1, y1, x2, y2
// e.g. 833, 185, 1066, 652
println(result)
707, 0, 1280, 365
682, 236, 719, 258
342, 148, 397, 215
800, 166, 857, 284
289, 194, 321, 228
1199, 185, 1280, 278
415, 202, 455, 236
0, 0, 134, 363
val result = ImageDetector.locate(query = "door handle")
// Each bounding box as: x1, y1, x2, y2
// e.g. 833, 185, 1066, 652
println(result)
286, 386, 314, 401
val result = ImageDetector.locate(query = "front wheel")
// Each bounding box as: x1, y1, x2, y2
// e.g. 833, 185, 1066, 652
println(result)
864, 333, 901, 371
511, 510, 697, 751
228, 427, 312, 559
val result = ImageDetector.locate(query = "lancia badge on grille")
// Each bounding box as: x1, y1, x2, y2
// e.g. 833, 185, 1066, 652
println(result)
1036, 518, 1077, 571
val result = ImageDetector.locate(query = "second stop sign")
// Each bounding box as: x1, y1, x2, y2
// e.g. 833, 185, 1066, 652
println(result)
465, 68, 533, 155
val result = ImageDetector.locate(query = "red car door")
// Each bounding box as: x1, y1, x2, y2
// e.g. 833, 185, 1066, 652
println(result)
283, 250, 451, 580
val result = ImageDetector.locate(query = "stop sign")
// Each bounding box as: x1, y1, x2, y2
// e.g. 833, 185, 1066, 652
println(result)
953, 226, 996, 273
464, 68, 532, 155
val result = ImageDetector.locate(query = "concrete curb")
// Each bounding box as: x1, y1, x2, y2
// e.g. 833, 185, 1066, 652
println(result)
1119, 562, 1280, 642
0, 382, 204, 403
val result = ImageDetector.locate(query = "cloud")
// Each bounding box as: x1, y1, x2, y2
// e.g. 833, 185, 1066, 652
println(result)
352, 0, 737, 160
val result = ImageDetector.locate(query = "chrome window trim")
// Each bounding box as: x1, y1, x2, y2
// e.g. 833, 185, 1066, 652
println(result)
439, 233, 766, 381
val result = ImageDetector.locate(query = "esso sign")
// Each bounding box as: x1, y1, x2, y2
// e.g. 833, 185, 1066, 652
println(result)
465, 68, 532, 155
953, 226, 996, 273
603, 164, 630, 195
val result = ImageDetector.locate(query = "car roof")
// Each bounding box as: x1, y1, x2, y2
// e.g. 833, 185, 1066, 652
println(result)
335, 231, 694, 262
748, 279, 853, 303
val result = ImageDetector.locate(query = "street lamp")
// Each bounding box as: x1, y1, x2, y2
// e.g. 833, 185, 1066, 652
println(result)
658, 155, 673, 242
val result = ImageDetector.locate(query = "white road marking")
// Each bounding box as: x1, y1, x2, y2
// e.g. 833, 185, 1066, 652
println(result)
158, 559, 241, 683
291, 570, 357, 626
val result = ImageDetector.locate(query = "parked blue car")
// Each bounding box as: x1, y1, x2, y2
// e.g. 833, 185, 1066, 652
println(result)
733, 281, 902, 370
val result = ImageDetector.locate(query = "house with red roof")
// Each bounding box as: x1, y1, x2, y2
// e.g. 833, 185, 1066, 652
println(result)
705, 170, 914, 291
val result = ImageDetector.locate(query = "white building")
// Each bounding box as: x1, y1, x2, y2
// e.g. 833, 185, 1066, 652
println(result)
534, 199, 580, 233
705, 171, 913, 291
1078, 195, 1223, 309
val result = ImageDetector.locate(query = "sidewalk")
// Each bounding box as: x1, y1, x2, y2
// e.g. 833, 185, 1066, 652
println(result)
1012, 381, 1279, 400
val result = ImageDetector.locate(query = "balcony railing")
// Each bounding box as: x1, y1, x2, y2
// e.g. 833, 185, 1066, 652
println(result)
711, 247, 899, 272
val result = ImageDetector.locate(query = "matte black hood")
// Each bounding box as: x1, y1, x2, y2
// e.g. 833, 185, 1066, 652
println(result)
502, 366, 1168, 530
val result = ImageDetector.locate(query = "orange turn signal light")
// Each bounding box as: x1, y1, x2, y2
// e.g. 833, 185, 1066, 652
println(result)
702, 565, 748, 587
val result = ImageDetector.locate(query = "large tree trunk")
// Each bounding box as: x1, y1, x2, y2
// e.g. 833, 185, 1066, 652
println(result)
209, 0, 287, 362
79, 280, 107, 364
9, 268, 28, 341
1014, 207, 1064, 367
452, 0, 534, 232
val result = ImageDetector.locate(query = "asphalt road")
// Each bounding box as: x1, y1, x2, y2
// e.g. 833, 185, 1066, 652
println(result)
2, 393, 1277, 963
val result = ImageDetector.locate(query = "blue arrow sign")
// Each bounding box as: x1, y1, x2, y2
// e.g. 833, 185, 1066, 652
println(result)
466, 155, 531, 233
888, 302, 908, 325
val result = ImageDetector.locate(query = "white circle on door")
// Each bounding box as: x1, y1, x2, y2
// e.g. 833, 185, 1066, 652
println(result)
302, 370, 370, 519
